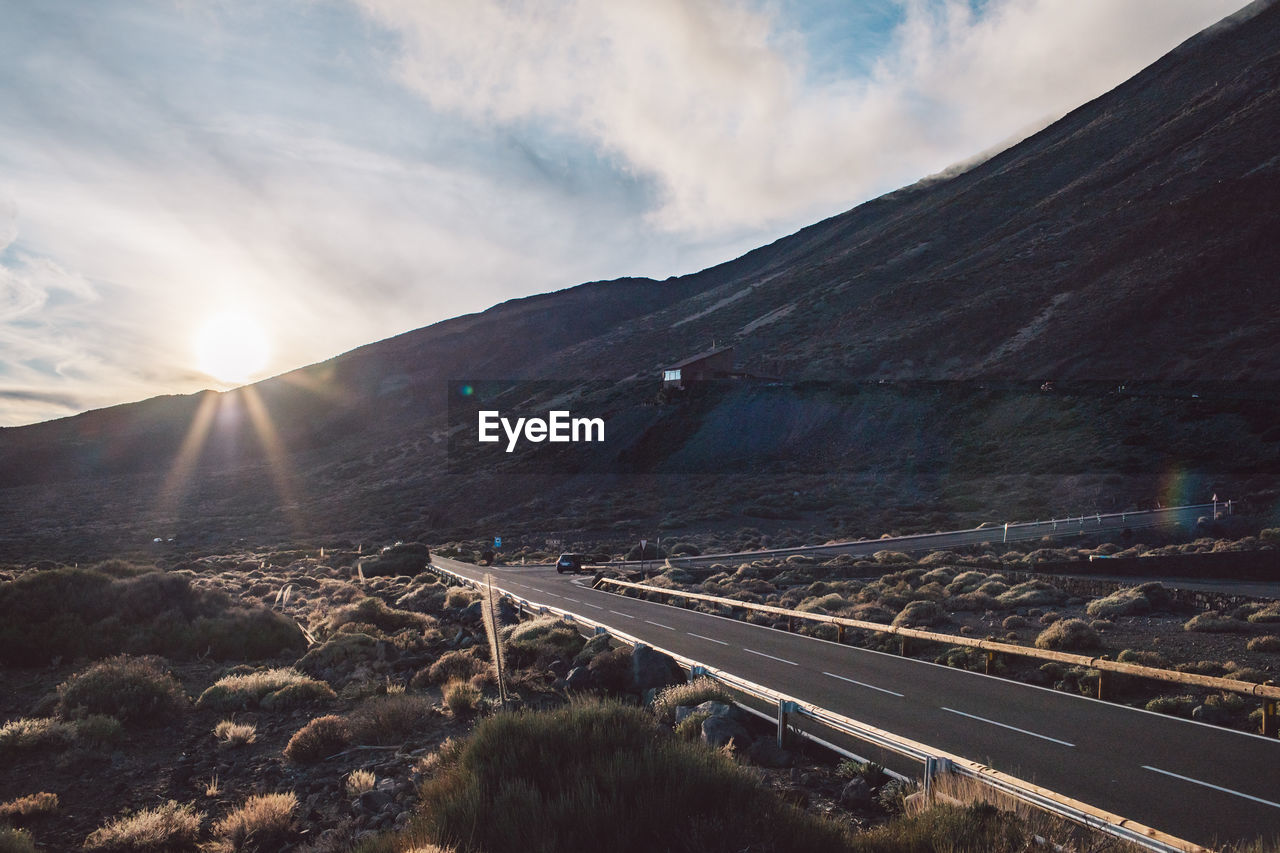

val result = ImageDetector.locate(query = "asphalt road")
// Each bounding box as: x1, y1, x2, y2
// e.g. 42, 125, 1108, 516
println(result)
438, 555, 1280, 848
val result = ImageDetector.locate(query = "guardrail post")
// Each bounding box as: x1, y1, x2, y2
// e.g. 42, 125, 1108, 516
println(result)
900, 636, 909, 657
837, 624, 846, 644
1097, 670, 1110, 701
1264, 699, 1279, 738
690, 665, 708, 682
985, 651, 996, 675
777, 700, 797, 748
923, 756, 954, 798
594, 626, 609, 636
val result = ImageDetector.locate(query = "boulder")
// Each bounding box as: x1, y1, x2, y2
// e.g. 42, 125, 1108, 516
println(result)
746, 739, 794, 768
701, 715, 751, 749
631, 644, 684, 695
840, 777, 873, 809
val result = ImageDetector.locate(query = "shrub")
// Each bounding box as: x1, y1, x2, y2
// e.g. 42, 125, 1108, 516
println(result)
0, 717, 77, 753
197, 668, 334, 711
651, 678, 734, 724
1247, 604, 1280, 623
1247, 635, 1280, 653
213, 792, 296, 851
1034, 619, 1101, 652
1145, 695, 1197, 717
504, 616, 585, 663
361, 542, 432, 577
796, 593, 850, 614
328, 597, 433, 634
442, 680, 481, 717
1183, 611, 1251, 633
1001, 616, 1028, 630
892, 600, 945, 628
0, 828, 36, 853
284, 715, 351, 763
586, 647, 633, 694
56, 656, 187, 726
402, 700, 853, 852
295, 633, 382, 677
673, 711, 710, 741
0, 567, 302, 666
420, 650, 487, 686
0, 792, 58, 823
76, 714, 124, 747
214, 720, 257, 748
1116, 649, 1171, 668
348, 694, 436, 745
1086, 583, 1173, 620
996, 581, 1065, 608
444, 587, 481, 609
83, 800, 203, 851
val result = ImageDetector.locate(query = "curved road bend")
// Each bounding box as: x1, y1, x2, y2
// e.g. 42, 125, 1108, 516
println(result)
438, 556, 1280, 848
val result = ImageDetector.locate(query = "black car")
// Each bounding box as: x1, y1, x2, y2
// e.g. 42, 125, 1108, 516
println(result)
555, 553, 584, 573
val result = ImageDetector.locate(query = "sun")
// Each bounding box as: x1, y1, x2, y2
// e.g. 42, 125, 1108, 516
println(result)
195, 310, 271, 385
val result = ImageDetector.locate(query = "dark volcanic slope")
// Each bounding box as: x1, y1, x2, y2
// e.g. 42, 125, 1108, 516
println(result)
538, 0, 1280, 383
2, 1, 1278, 557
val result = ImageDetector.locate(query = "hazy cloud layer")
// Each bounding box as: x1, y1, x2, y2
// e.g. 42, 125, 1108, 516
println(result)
0, 0, 1247, 425
356, 0, 1242, 232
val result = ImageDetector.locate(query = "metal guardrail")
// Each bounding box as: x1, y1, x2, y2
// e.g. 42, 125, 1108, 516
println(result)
428, 562, 1205, 852
603, 502, 1226, 569
595, 577, 1280, 720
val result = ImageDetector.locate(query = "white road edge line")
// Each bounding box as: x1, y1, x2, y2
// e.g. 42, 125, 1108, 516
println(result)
823, 671, 904, 697
941, 708, 1074, 747
744, 648, 798, 666
609, 610, 636, 619
687, 632, 729, 646
1142, 765, 1280, 810
645, 620, 675, 630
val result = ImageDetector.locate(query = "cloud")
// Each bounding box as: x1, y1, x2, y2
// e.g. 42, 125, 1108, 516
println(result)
354, 0, 1245, 233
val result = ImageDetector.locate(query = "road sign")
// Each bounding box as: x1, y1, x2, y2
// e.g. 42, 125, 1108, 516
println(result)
494, 537, 502, 548
640, 539, 647, 549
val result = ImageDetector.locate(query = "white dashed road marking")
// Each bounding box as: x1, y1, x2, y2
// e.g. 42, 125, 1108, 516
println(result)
941, 708, 1074, 747
823, 672, 904, 697
743, 648, 798, 666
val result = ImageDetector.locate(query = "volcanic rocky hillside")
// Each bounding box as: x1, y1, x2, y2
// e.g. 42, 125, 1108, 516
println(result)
2, 0, 1279, 560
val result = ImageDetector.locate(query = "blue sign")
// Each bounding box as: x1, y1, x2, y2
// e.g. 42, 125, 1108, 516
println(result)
494, 537, 502, 548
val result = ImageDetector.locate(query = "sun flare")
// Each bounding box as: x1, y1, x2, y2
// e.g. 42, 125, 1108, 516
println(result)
195, 311, 270, 385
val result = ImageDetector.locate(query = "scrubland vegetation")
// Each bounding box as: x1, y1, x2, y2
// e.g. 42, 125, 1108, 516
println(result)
0, 535, 1276, 851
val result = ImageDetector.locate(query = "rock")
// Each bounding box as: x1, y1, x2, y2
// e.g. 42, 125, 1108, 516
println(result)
359, 790, 395, 813
701, 715, 751, 749
746, 739, 793, 768
1191, 704, 1228, 724
693, 700, 749, 725
631, 644, 684, 695
840, 777, 873, 809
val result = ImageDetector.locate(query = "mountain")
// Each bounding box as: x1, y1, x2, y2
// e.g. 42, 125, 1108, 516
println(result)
2, 0, 1279, 561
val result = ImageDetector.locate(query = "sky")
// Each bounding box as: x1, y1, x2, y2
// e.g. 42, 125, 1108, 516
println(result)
0, 0, 1249, 427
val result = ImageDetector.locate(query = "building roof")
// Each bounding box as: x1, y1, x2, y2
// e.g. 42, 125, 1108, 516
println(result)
665, 346, 734, 371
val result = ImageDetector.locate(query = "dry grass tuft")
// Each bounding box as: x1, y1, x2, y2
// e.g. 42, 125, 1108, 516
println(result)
213, 720, 257, 748
0, 717, 77, 753
212, 792, 296, 852
0, 792, 59, 824
197, 668, 335, 711
83, 800, 203, 851
651, 678, 733, 724
441, 679, 481, 717
346, 769, 377, 796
